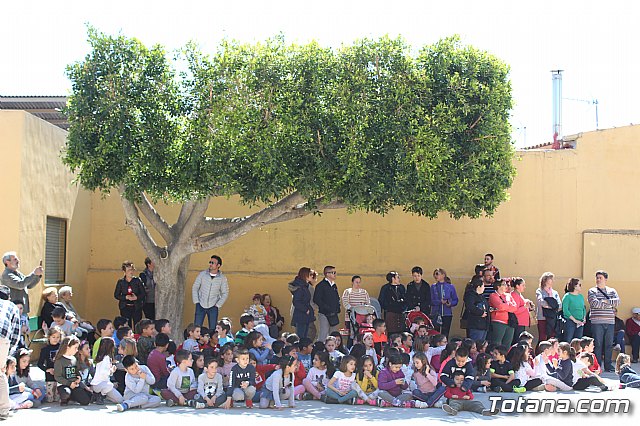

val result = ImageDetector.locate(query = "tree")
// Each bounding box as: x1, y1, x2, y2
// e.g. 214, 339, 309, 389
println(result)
63, 29, 515, 333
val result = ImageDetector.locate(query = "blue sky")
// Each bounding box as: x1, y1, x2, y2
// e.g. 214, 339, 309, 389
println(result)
2, 0, 638, 147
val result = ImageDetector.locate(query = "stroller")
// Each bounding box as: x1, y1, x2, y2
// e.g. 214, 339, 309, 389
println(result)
348, 303, 381, 338
405, 310, 439, 336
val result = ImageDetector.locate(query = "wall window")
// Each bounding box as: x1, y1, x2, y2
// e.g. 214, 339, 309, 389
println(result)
45, 216, 67, 284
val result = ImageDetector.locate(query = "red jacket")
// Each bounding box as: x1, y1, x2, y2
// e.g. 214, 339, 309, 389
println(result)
626, 318, 640, 339
294, 361, 306, 386
444, 386, 474, 400
255, 364, 277, 390
489, 292, 517, 325
510, 291, 530, 326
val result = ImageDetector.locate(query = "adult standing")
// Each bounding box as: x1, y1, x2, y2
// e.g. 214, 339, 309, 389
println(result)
587, 270, 620, 372
1, 251, 42, 315
562, 278, 586, 342
480, 268, 497, 300
509, 278, 534, 343
463, 280, 490, 341
192, 255, 228, 329
313, 265, 341, 342
378, 271, 407, 335
0, 285, 21, 420
535, 272, 561, 342
288, 267, 315, 339
113, 261, 145, 328
625, 308, 640, 363
405, 266, 432, 313
342, 275, 371, 343
474, 253, 501, 281
488, 279, 517, 346
139, 257, 157, 320
430, 268, 458, 338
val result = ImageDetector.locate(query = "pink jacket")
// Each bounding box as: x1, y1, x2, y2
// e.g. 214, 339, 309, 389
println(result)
510, 291, 530, 326
489, 292, 517, 325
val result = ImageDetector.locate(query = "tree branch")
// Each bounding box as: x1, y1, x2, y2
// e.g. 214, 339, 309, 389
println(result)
135, 193, 173, 244
195, 215, 250, 236
264, 199, 347, 225
175, 201, 196, 231
118, 187, 161, 259
178, 198, 211, 245
191, 192, 306, 252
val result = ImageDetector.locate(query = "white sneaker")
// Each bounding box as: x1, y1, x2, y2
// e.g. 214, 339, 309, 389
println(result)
414, 401, 429, 409
613, 344, 622, 351
195, 402, 206, 409
433, 400, 444, 409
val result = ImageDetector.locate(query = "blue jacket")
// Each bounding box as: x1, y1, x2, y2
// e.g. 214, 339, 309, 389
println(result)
430, 282, 459, 317
289, 277, 315, 325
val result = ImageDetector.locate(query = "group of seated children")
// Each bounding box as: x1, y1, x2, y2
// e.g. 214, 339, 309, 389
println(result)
12, 312, 639, 417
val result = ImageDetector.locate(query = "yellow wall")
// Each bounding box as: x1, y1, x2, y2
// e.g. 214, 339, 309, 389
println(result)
0, 111, 91, 315
5, 110, 640, 340
78, 125, 640, 337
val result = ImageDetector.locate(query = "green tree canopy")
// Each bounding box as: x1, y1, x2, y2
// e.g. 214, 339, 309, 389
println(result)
63, 28, 515, 331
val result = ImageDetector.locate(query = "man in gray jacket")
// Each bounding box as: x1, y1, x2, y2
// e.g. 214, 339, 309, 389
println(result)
1, 251, 42, 315
192, 255, 229, 329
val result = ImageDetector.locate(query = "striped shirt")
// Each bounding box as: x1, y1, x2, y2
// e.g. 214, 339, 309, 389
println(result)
587, 286, 620, 324
342, 287, 371, 321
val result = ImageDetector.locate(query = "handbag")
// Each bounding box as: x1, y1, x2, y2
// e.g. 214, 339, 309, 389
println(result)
508, 312, 519, 328
459, 301, 468, 329
529, 309, 538, 326
326, 313, 340, 327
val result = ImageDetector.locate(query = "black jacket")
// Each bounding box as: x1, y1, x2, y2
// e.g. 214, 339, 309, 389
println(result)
313, 279, 341, 316
463, 289, 490, 330
114, 276, 145, 310
405, 280, 431, 312
378, 283, 407, 314
289, 277, 315, 324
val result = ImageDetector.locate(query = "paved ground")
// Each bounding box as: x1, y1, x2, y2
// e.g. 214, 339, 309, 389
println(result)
10, 369, 638, 425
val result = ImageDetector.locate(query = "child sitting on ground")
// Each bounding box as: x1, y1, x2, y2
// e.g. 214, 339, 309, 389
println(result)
572, 352, 609, 391
296, 338, 313, 371
225, 348, 256, 408
580, 337, 601, 374
442, 371, 495, 416
91, 337, 124, 404
234, 314, 255, 346
51, 307, 82, 338
362, 333, 379, 367
116, 355, 162, 411
163, 349, 203, 408
325, 355, 359, 404
247, 331, 273, 365
182, 323, 202, 353
324, 336, 343, 368
136, 319, 156, 364
14, 348, 45, 407
259, 355, 298, 409
218, 345, 236, 388
355, 355, 379, 405
472, 352, 492, 392
509, 344, 543, 391
196, 357, 227, 408
115, 337, 138, 395
372, 319, 388, 359
411, 352, 437, 406
616, 353, 640, 388
7, 356, 36, 409
198, 327, 216, 356
147, 333, 170, 391
93, 319, 115, 359
545, 342, 575, 391
216, 320, 234, 347
490, 345, 525, 392
302, 351, 333, 400
377, 354, 415, 407
54, 335, 92, 406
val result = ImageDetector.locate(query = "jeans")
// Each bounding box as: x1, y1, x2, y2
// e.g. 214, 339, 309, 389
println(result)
563, 320, 584, 342
194, 304, 218, 329
592, 323, 614, 370
325, 387, 358, 403
468, 328, 487, 342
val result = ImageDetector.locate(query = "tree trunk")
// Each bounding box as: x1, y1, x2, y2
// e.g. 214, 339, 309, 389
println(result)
154, 254, 191, 341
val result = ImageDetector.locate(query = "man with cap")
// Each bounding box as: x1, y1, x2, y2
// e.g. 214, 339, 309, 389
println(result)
1, 252, 42, 315
0, 285, 21, 419
626, 308, 640, 363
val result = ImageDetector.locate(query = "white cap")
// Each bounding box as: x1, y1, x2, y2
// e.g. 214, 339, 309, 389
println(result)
632, 307, 640, 314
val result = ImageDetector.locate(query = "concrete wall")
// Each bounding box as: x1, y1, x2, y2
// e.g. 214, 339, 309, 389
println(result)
0, 111, 91, 315
79, 125, 640, 337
